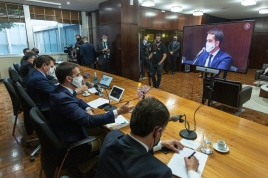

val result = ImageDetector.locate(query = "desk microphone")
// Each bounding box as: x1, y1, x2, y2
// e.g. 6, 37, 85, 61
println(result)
103, 88, 117, 111
169, 114, 185, 123
85, 81, 94, 88
85, 81, 102, 94
192, 47, 205, 65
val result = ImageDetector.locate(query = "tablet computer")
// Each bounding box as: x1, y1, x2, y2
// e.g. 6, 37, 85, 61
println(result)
109, 85, 124, 102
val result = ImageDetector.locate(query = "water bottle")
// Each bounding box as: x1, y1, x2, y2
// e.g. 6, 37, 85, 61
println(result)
93, 72, 98, 83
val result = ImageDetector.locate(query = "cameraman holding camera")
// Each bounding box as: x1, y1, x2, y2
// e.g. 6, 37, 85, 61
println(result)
140, 36, 151, 80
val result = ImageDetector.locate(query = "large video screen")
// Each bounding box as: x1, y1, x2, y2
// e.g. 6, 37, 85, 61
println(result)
182, 21, 254, 73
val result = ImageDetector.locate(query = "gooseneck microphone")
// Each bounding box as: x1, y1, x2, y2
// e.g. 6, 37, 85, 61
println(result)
103, 88, 117, 111
192, 47, 205, 65
85, 81, 102, 94
85, 81, 94, 88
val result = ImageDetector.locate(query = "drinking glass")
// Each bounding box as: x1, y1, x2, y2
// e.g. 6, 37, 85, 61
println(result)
200, 133, 213, 154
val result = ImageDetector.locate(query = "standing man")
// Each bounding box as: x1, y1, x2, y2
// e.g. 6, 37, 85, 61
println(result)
96, 33, 113, 72
32, 47, 40, 58
75, 35, 84, 65
96, 97, 200, 178
20, 52, 36, 85
20, 48, 31, 65
140, 36, 151, 80
165, 35, 180, 75
80, 36, 96, 69
148, 34, 167, 88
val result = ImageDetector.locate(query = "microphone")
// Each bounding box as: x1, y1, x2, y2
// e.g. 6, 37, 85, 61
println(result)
103, 88, 117, 111
85, 81, 94, 88
86, 81, 103, 95
169, 114, 197, 140
192, 47, 205, 65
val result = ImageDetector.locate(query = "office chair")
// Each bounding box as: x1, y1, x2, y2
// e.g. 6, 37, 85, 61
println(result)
30, 107, 100, 178
13, 63, 21, 75
3, 78, 23, 136
8, 66, 40, 162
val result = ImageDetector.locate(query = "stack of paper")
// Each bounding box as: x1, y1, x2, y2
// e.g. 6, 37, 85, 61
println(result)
106, 115, 129, 130
87, 98, 109, 108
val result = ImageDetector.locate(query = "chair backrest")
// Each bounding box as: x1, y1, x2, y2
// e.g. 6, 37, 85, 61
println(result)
9, 66, 24, 86
3, 78, 20, 116
30, 107, 64, 178
262, 63, 268, 70
13, 63, 21, 75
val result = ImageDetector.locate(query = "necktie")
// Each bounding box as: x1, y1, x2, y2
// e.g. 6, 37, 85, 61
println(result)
208, 54, 213, 67
73, 90, 77, 97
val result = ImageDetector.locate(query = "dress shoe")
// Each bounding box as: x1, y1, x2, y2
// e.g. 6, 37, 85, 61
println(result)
172, 71, 175, 75
164, 71, 168, 74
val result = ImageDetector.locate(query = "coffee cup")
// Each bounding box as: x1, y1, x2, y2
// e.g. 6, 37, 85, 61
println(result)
217, 140, 227, 150
84, 91, 89, 96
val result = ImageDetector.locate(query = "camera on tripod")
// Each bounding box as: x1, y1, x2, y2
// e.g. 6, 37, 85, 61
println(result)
64, 44, 74, 61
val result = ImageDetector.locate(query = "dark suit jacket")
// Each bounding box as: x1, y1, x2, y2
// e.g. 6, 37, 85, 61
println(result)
140, 41, 151, 60
168, 41, 180, 57
49, 85, 115, 150
20, 60, 34, 84
80, 42, 96, 65
96, 41, 113, 65
20, 55, 26, 65
96, 130, 172, 178
194, 50, 233, 70
26, 69, 57, 111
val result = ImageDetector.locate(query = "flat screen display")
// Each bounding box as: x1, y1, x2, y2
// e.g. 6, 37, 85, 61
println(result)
182, 21, 254, 73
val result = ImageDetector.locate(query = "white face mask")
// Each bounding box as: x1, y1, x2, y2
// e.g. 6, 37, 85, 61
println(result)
143, 40, 147, 43
46, 67, 55, 76
71, 76, 84, 88
206, 42, 216, 53
103, 39, 107, 42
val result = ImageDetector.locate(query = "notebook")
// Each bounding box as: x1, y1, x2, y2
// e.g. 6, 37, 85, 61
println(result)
98, 74, 113, 89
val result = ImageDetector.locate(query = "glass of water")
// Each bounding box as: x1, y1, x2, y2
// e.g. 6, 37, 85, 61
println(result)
201, 133, 213, 154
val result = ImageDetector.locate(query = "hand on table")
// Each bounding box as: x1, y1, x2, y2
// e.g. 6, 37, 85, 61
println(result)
162, 140, 184, 153
76, 85, 88, 94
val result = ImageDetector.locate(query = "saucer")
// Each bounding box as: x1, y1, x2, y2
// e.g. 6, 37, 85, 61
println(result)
213, 143, 229, 153
82, 93, 90, 97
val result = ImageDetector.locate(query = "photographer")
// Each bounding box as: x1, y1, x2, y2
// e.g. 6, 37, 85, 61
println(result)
74, 35, 84, 65
64, 44, 75, 62
140, 36, 151, 80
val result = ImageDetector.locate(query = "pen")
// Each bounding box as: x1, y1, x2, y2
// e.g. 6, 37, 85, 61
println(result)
188, 151, 196, 159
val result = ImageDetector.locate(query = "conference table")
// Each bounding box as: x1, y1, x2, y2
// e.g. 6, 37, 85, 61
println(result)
78, 66, 268, 177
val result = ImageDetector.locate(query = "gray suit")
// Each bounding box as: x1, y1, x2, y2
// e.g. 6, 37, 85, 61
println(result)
166, 41, 180, 73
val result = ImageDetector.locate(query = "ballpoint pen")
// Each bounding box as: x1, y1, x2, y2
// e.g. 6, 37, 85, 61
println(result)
188, 151, 196, 159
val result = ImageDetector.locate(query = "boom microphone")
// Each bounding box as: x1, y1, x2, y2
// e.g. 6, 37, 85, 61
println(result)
85, 81, 94, 88
192, 47, 205, 65
169, 114, 185, 122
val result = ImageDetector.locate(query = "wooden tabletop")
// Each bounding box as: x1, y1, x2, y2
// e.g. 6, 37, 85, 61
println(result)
78, 66, 268, 177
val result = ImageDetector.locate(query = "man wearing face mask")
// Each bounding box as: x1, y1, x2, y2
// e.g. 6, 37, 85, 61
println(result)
96, 33, 113, 72
165, 35, 180, 75
49, 62, 133, 165
20, 52, 36, 85
96, 97, 200, 178
75, 35, 84, 65
148, 34, 167, 88
32, 47, 40, 58
194, 28, 232, 78
140, 36, 151, 79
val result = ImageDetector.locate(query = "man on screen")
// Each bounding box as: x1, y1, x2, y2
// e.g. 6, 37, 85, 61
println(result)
194, 28, 233, 71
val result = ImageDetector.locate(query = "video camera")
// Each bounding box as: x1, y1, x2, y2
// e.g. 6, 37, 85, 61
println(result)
64, 44, 74, 60
142, 43, 150, 57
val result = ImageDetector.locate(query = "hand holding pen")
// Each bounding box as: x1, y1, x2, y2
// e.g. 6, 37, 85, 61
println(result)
184, 152, 199, 172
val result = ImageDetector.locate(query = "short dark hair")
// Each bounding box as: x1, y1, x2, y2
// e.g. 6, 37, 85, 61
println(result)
207, 28, 224, 44
25, 52, 35, 60
156, 34, 162, 38
35, 55, 54, 68
75, 34, 81, 38
23, 48, 30, 54
130, 97, 170, 137
102, 33, 108, 37
82, 36, 88, 40
56, 62, 78, 84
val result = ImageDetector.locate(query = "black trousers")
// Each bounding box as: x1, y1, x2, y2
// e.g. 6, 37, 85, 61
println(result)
166, 55, 178, 72
150, 63, 164, 88
98, 59, 111, 72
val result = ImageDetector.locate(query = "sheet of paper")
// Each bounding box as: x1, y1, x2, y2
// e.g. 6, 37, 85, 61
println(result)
180, 138, 201, 150
106, 115, 129, 128
87, 98, 109, 108
167, 147, 208, 178
88, 87, 98, 93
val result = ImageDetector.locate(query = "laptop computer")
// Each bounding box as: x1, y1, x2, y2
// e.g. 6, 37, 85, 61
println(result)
98, 74, 113, 89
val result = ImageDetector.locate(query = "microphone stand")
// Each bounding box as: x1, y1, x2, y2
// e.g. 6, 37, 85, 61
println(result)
178, 114, 197, 140
103, 88, 117, 111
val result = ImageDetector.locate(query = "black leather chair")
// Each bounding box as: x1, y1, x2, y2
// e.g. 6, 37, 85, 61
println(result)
203, 77, 252, 115
8, 66, 40, 161
3, 78, 22, 136
255, 63, 268, 86
30, 107, 100, 178
13, 63, 21, 75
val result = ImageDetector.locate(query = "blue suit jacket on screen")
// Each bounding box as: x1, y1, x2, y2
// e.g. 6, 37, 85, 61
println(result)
96, 130, 172, 178
194, 50, 233, 70
26, 69, 57, 111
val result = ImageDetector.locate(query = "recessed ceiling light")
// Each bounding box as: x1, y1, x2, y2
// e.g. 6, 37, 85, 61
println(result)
59, 6, 61, 8
259, 8, 268, 14
141, 0, 155, 7
241, 0, 256, 6
193, 10, 203, 16
67, 2, 70, 5
171, 6, 182, 12
161, 10, 165, 13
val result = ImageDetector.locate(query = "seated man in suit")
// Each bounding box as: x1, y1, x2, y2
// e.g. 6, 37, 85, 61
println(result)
20, 48, 30, 65
96, 97, 200, 178
49, 62, 133, 164
20, 52, 36, 85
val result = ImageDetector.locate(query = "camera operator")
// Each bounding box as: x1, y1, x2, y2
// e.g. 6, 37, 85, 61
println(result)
74, 35, 84, 65
140, 36, 151, 80
64, 45, 75, 62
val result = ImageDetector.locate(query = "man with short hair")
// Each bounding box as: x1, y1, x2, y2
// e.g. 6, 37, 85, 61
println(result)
32, 47, 40, 58
20, 52, 36, 84
148, 34, 167, 88
49, 62, 133, 163
75, 34, 84, 65
20, 48, 31, 65
96, 97, 200, 178
140, 36, 151, 79
96, 33, 113, 72
80, 36, 96, 69
165, 35, 180, 75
